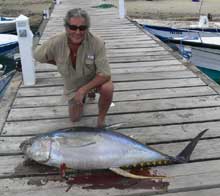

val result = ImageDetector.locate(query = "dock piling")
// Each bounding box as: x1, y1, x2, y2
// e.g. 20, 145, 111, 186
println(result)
16, 15, 35, 86
119, 0, 126, 18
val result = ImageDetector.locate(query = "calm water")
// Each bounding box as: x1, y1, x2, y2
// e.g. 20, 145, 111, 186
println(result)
0, 54, 17, 75
0, 55, 17, 97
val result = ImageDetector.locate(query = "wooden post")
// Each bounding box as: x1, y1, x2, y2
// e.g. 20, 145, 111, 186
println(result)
119, 0, 125, 18
16, 15, 35, 86
54, 0, 61, 4
43, 9, 50, 19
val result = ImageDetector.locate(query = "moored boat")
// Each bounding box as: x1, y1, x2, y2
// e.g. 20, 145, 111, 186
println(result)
0, 17, 16, 33
0, 34, 18, 58
141, 16, 220, 42
140, 17, 220, 84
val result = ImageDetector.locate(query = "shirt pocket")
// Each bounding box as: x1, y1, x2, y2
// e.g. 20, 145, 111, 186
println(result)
84, 54, 96, 76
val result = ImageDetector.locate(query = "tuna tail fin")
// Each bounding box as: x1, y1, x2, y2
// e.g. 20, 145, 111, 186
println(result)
174, 129, 208, 163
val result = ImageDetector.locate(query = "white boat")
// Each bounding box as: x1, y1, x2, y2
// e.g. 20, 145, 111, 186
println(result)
0, 17, 16, 33
141, 17, 220, 83
141, 16, 220, 41
172, 35, 220, 82
0, 34, 18, 57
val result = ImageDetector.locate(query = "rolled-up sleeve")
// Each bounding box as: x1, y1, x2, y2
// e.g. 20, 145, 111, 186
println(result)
95, 40, 111, 76
34, 40, 55, 63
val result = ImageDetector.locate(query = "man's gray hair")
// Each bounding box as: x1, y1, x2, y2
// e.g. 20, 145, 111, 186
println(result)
64, 8, 90, 28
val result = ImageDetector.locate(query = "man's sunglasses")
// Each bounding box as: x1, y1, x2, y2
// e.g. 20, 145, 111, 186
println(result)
66, 24, 88, 31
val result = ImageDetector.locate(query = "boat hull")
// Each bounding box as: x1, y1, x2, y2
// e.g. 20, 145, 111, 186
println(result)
142, 23, 220, 83
191, 46, 220, 71
0, 42, 18, 56
0, 17, 16, 33
0, 34, 18, 58
143, 24, 220, 41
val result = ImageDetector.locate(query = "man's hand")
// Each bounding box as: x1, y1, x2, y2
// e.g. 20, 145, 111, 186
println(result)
74, 87, 86, 105
74, 74, 110, 105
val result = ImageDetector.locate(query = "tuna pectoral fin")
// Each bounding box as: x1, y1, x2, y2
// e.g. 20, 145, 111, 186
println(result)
109, 168, 166, 180
175, 129, 208, 163
104, 123, 125, 130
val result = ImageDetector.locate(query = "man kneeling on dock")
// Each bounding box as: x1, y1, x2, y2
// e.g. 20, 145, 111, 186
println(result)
34, 8, 113, 128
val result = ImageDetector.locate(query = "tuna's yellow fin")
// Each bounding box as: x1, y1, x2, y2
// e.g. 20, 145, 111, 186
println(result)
109, 168, 166, 180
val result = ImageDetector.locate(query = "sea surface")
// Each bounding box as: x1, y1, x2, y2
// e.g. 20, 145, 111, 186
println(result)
0, 55, 17, 97
0, 55, 17, 74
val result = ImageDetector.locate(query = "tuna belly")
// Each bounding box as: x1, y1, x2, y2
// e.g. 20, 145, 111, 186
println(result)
46, 139, 168, 170
46, 138, 128, 169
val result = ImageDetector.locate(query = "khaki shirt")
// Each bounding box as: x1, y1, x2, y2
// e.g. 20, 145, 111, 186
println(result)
34, 31, 111, 100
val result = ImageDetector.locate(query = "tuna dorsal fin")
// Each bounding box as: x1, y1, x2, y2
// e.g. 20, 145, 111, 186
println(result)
109, 168, 167, 179
175, 129, 208, 163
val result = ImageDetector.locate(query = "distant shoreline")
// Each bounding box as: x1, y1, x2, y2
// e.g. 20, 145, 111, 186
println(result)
1, 0, 220, 31
112, 0, 220, 21
0, 0, 53, 31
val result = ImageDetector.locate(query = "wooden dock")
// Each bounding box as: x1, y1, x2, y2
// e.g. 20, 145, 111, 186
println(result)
1, 0, 220, 195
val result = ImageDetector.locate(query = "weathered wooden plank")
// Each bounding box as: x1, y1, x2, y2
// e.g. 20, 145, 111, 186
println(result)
100, 35, 152, 40
107, 51, 170, 58
0, 73, 22, 133
99, 34, 152, 43
107, 52, 170, 59
107, 47, 166, 54
8, 95, 220, 121
3, 107, 220, 135
108, 55, 176, 63
16, 78, 206, 97
93, 32, 146, 38
110, 60, 182, 68
1, 117, 219, 142
106, 42, 159, 49
114, 78, 205, 90
107, 43, 159, 49
35, 66, 189, 78
35, 60, 183, 72
0, 137, 30, 154
32, 71, 196, 87
1, 160, 220, 196
91, 27, 141, 32
36, 65, 188, 78
157, 188, 220, 196
13, 86, 216, 107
